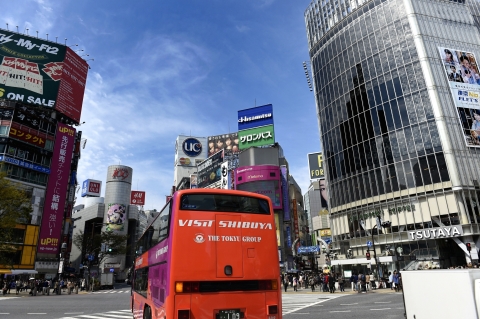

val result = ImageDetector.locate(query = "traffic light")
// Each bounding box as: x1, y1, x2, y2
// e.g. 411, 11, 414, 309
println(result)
466, 243, 472, 252
366, 251, 371, 260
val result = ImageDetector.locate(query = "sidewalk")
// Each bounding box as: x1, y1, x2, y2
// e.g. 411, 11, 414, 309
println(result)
282, 286, 401, 294
0, 288, 89, 298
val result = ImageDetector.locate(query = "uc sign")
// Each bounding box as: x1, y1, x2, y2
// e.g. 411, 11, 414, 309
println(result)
182, 138, 202, 157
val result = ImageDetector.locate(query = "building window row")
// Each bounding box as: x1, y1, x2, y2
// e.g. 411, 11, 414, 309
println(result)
329, 152, 449, 207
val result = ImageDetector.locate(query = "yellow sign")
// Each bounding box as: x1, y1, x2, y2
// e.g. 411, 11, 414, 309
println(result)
320, 229, 331, 236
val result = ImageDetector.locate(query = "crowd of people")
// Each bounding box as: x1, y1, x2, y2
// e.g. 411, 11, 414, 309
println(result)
1, 278, 85, 296
281, 270, 404, 293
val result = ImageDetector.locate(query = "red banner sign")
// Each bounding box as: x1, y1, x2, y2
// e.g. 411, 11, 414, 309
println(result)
131, 191, 146, 205
37, 122, 76, 254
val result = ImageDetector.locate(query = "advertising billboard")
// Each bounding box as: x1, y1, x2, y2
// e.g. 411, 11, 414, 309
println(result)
235, 165, 282, 209
238, 104, 274, 131
174, 135, 207, 167
238, 125, 275, 150
308, 152, 324, 179
197, 150, 224, 188
37, 123, 76, 254
207, 132, 239, 157
131, 191, 146, 205
106, 203, 127, 231
9, 121, 53, 148
81, 179, 101, 197
439, 47, 480, 147
0, 29, 89, 123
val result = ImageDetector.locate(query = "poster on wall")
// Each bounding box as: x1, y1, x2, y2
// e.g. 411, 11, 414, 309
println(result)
106, 203, 127, 231
439, 47, 480, 147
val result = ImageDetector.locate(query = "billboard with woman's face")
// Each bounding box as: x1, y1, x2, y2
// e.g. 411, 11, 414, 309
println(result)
439, 47, 480, 147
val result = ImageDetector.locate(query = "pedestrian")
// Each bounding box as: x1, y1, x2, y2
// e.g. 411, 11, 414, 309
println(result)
329, 273, 336, 293
298, 275, 303, 290
310, 277, 315, 292
350, 273, 356, 291
81, 279, 86, 291
338, 274, 345, 292
323, 273, 329, 292
393, 270, 399, 292
293, 277, 298, 292
283, 276, 289, 292
370, 272, 376, 290
365, 272, 371, 291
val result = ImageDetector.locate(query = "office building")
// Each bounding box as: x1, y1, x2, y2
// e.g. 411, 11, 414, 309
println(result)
305, 0, 480, 272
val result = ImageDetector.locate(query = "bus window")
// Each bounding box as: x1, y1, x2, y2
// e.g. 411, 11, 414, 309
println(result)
180, 194, 270, 214
136, 201, 171, 254
134, 267, 148, 298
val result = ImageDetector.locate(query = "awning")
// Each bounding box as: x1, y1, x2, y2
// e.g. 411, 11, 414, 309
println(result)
330, 256, 393, 266
10, 269, 38, 275
0, 269, 12, 274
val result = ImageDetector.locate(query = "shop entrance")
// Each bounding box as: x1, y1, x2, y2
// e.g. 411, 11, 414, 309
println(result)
437, 238, 467, 268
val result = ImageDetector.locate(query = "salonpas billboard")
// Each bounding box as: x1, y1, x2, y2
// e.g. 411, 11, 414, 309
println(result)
0, 29, 88, 123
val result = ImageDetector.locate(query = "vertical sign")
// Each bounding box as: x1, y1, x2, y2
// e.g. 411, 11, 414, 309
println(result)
220, 161, 229, 189
292, 199, 299, 238
190, 174, 197, 189
280, 166, 290, 221
286, 226, 292, 248
37, 122, 76, 254
438, 47, 480, 147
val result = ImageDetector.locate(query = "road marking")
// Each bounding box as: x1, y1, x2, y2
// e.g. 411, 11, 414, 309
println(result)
330, 310, 351, 313
0, 313, 10, 315
371, 308, 391, 310
28, 313, 47, 315
65, 313, 84, 315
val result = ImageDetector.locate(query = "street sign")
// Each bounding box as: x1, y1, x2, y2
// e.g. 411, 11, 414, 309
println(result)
88, 254, 94, 261
367, 240, 373, 248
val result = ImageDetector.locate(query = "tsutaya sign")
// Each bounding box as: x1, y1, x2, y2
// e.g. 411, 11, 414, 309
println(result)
408, 225, 463, 240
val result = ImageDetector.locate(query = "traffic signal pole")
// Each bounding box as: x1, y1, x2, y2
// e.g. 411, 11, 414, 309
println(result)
371, 224, 381, 281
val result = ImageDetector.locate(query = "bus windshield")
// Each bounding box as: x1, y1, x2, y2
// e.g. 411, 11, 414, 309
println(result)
180, 193, 270, 214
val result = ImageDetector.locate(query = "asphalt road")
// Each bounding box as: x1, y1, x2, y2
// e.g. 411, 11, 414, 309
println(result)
283, 291, 406, 319
0, 284, 405, 319
0, 284, 132, 319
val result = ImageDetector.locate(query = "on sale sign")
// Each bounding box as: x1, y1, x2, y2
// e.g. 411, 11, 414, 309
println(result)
131, 191, 146, 205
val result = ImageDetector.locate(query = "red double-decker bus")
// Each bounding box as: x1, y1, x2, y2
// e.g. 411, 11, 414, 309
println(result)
132, 188, 282, 319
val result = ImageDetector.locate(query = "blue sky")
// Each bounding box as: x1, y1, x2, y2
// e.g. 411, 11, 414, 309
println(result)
6, 0, 319, 210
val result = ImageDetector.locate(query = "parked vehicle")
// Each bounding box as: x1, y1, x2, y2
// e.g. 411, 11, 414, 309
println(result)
100, 273, 114, 289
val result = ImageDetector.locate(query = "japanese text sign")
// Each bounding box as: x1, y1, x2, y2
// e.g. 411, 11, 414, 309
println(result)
37, 122, 75, 254
131, 191, 146, 205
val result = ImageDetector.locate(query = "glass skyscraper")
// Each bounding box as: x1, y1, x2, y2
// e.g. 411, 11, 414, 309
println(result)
305, 0, 480, 270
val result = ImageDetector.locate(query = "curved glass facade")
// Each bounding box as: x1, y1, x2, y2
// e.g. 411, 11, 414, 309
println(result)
305, 0, 480, 269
